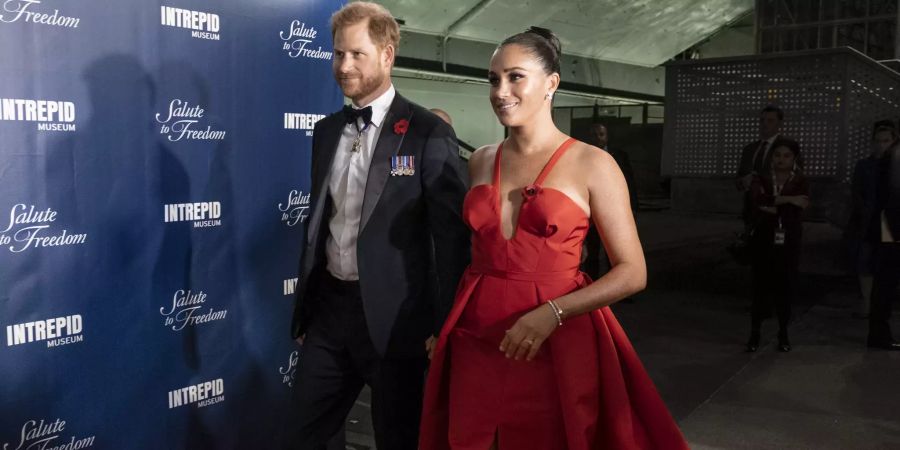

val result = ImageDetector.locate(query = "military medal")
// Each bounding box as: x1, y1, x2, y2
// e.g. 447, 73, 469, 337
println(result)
390, 156, 400, 176
391, 155, 415, 176
389, 116, 413, 175
403, 156, 413, 175
350, 121, 370, 153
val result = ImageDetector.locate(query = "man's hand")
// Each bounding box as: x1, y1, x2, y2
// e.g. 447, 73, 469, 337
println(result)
736, 173, 755, 191
425, 335, 437, 360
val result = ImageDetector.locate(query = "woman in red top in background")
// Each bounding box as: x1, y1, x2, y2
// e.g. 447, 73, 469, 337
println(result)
419, 26, 688, 450
745, 140, 810, 353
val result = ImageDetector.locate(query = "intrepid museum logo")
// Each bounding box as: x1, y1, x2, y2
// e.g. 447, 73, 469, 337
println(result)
1, 204, 87, 253
155, 99, 226, 143
168, 378, 225, 409
283, 278, 298, 296
160, 5, 219, 40
163, 201, 222, 228
0, 1, 80, 28
159, 289, 227, 332
279, 350, 299, 387
5, 314, 83, 348
279, 20, 332, 60
283, 112, 325, 136
0, 98, 76, 132
2, 418, 95, 450
278, 190, 310, 227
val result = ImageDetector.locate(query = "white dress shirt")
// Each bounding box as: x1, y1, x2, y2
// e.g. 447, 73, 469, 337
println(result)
326, 85, 396, 280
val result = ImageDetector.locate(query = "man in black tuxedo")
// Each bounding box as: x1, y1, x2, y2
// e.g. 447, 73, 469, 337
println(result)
867, 137, 900, 350
581, 122, 637, 279
736, 105, 785, 226
286, 2, 470, 449
592, 122, 637, 210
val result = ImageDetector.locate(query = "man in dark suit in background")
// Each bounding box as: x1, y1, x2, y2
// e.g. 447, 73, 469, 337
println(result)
429, 108, 452, 126
736, 105, 785, 226
867, 135, 900, 351
581, 122, 637, 280
286, 3, 470, 449
593, 122, 638, 209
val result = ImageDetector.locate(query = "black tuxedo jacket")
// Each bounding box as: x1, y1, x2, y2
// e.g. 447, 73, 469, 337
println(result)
736, 139, 774, 178
737, 136, 802, 179
291, 93, 470, 358
870, 144, 900, 243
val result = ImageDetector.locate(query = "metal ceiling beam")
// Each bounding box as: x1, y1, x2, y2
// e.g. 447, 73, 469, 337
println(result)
441, 0, 497, 72
395, 56, 665, 103
757, 0, 898, 58
764, 14, 897, 30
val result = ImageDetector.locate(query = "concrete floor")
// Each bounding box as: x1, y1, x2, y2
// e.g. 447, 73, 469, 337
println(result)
342, 210, 900, 449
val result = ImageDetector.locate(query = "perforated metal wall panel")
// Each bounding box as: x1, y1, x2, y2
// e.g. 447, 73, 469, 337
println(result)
846, 56, 900, 180
663, 48, 900, 222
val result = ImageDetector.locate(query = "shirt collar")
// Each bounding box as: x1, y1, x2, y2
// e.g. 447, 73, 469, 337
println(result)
765, 133, 780, 145
351, 84, 395, 128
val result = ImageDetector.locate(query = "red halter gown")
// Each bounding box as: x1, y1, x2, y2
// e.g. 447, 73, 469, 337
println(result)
419, 138, 689, 450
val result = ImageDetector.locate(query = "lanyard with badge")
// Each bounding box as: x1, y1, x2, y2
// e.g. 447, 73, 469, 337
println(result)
772, 170, 793, 246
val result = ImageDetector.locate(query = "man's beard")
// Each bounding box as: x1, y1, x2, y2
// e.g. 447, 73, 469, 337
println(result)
340, 67, 386, 104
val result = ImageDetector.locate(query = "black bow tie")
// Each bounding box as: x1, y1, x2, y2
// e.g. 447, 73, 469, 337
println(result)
343, 105, 372, 126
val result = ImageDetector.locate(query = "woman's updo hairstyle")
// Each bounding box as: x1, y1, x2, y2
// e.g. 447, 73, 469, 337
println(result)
499, 26, 561, 76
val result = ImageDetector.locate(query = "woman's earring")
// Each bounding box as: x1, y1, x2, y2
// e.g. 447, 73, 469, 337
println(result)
545, 92, 554, 101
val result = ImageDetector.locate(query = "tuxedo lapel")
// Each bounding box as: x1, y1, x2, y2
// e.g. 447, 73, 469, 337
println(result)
359, 95, 413, 233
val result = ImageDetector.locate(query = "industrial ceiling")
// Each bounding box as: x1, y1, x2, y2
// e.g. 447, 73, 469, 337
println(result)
382, 0, 753, 67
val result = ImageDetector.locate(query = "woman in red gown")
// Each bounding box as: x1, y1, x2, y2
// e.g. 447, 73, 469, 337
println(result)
419, 27, 689, 450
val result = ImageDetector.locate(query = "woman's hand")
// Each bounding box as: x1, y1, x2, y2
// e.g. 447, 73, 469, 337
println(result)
790, 195, 810, 209
499, 304, 559, 361
424, 335, 437, 360
737, 173, 755, 191
774, 195, 810, 209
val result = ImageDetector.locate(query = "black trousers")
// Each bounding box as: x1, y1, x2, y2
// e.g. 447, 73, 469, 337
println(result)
742, 191, 753, 228
750, 247, 795, 334
868, 243, 900, 344
285, 274, 427, 450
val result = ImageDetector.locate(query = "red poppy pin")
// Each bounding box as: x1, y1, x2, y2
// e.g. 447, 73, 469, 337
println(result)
393, 119, 409, 135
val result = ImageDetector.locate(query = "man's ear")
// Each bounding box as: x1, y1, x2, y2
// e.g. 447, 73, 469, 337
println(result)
382, 44, 395, 68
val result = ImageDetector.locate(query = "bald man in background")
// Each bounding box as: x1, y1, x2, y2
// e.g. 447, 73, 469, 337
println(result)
430, 108, 474, 161
430, 108, 452, 126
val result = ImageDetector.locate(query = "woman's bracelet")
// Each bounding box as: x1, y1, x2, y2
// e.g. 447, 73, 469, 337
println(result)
547, 300, 564, 326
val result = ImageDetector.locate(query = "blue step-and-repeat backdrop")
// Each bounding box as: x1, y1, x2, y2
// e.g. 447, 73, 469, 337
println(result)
0, 0, 343, 448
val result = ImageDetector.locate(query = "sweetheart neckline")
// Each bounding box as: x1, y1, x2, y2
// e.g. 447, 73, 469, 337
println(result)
466, 184, 590, 242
